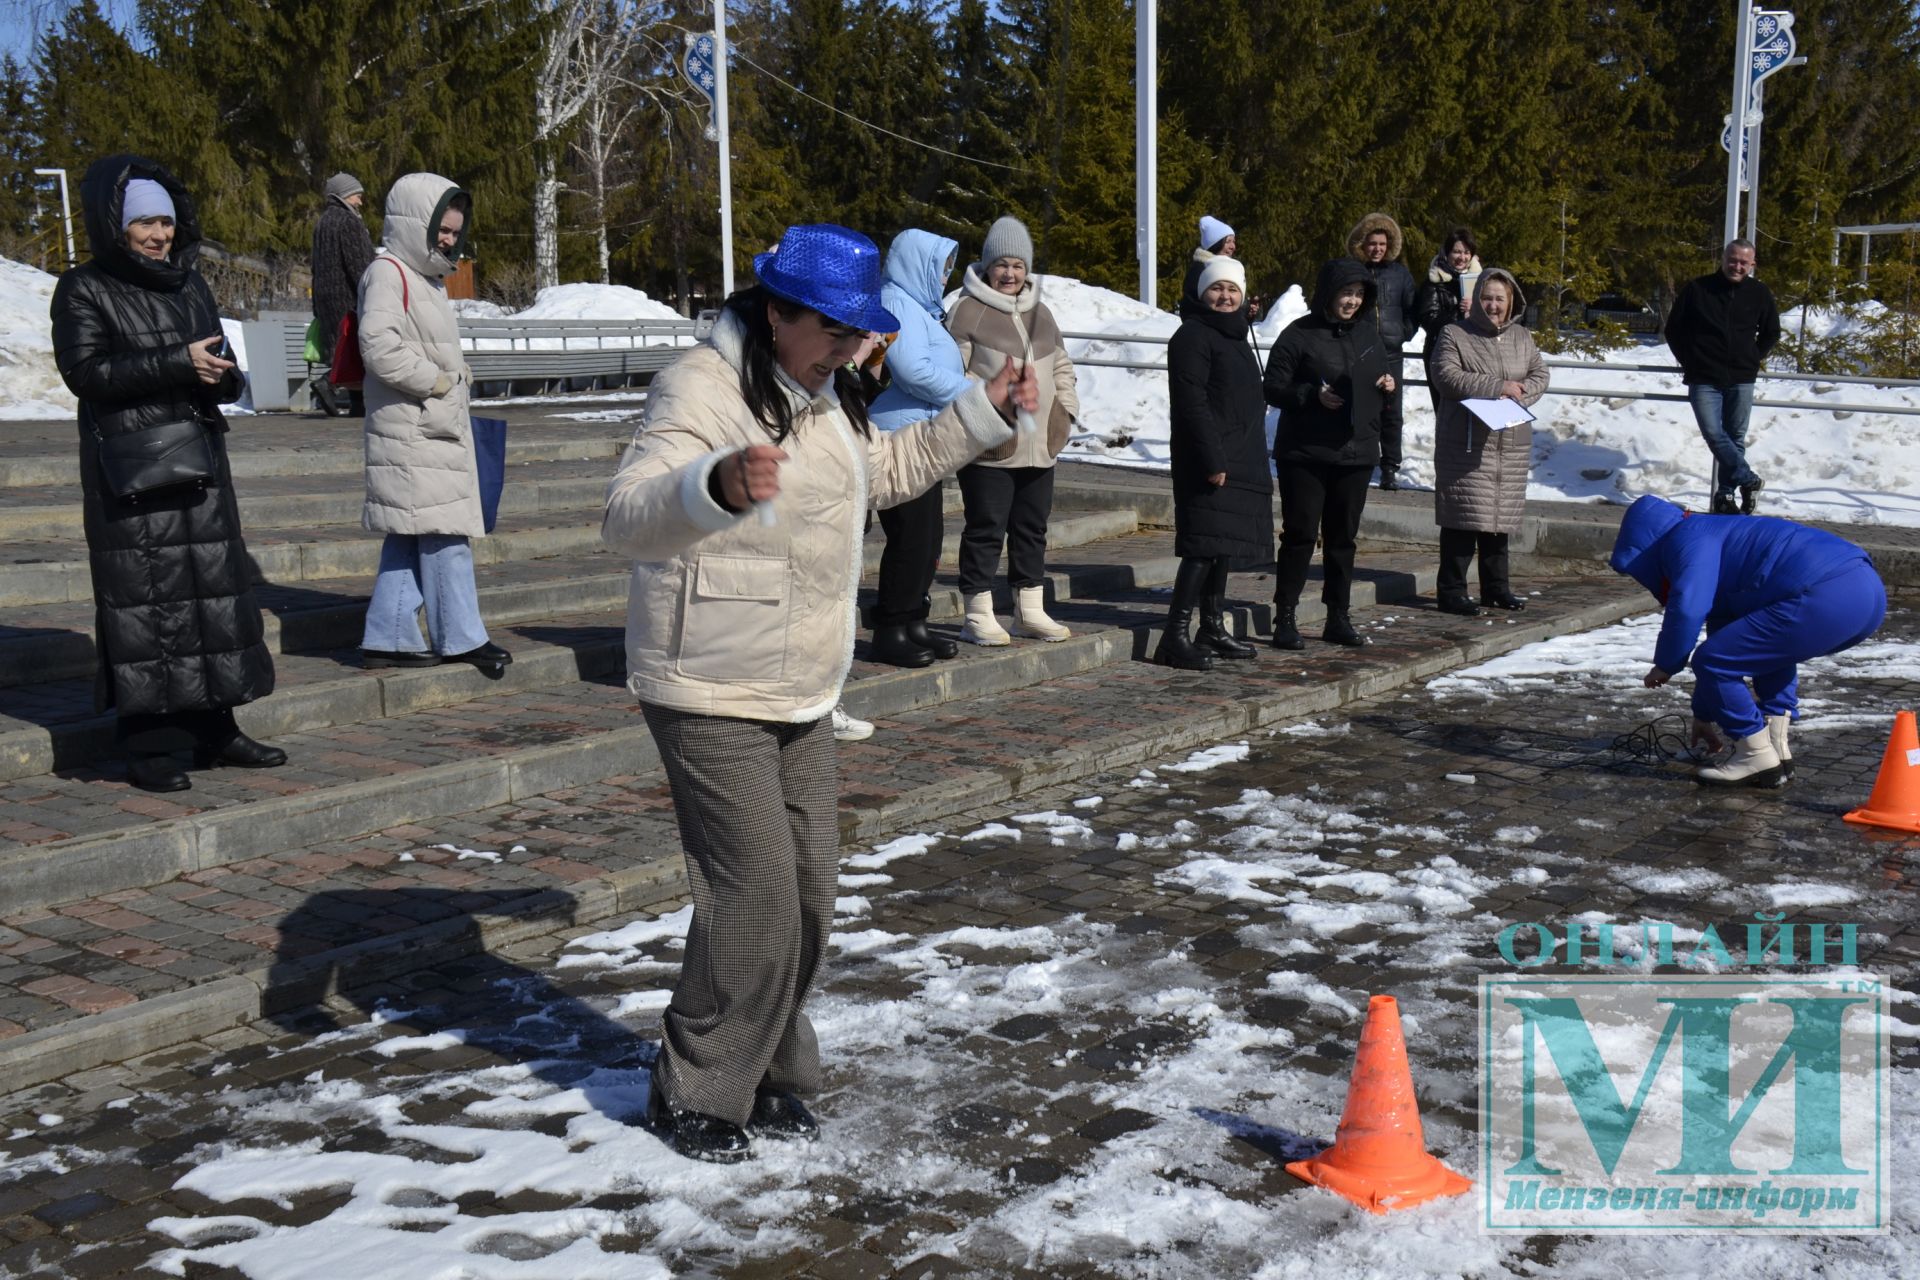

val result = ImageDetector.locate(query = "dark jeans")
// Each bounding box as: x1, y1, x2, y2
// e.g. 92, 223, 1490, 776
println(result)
1687, 383, 1760, 497
1438, 527, 1511, 600
1379, 355, 1405, 472
873, 484, 945, 626
957, 464, 1055, 596
1274, 461, 1373, 609
116, 707, 241, 756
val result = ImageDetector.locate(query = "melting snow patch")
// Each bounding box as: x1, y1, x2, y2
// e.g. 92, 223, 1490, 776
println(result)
959, 822, 1021, 842
845, 831, 943, 869
1763, 881, 1864, 910
1161, 741, 1252, 773
1494, 826, 1542, 845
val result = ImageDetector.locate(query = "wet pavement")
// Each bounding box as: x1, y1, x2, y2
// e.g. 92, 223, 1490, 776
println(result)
0, 606, 1915, 1279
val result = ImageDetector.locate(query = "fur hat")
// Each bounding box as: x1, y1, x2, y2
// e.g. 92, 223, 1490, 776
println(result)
1198, 215, 1235, 251
980, 215, 1034, 271
1196, 255, 1247, 295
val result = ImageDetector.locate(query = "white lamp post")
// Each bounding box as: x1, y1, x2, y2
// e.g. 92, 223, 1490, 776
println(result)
33, 168, 75, 269
1135, 0, 1156, 308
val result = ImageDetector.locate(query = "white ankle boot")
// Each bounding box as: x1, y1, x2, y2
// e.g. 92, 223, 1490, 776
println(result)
1697, 730, 1785, 788
1766, 714, 1794, 780
961, 592, 1010, 646
1011, 585, 1070, 642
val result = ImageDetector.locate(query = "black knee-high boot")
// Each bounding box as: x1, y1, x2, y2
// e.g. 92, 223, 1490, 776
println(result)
1155, 558, 1216, 671
1195, 558, 1256, 659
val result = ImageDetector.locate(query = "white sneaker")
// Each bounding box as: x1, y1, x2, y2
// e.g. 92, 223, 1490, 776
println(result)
961, 592, 1011, 646
1011, 584, 1070, 642
1696, 730, 1784, 787
1766, 713, 1794, 780
831, 705, 873, 742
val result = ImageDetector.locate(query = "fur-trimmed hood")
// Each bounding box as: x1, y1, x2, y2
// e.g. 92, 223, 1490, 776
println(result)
1347, 212, 1404, 263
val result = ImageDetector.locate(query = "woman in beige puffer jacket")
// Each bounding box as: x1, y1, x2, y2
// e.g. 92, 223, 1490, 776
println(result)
945, 215, 1081, 645
356, 172, 509, 675
601, 224, 1034, 1163
1428, 268, 1550, 615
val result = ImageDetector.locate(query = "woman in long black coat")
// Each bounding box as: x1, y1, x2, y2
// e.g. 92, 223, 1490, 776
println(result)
1263, 257, 1393, 649
1160, 255, 1273, 670
50, 155, 283, 792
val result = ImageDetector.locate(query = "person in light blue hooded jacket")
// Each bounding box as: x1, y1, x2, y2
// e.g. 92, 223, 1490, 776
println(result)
1610, 494, 1884, 787
866, 229, 970, 667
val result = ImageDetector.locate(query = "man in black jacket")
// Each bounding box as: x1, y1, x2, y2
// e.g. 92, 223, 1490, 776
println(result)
1664, 239, 1781, 514
310, 172, 376, 415
1347, 213, 1418, 490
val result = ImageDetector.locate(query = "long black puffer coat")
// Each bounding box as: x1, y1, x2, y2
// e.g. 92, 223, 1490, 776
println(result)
1167, 305, 1274, 568
1263, 258, 1387, 468
49, 155, 275, 717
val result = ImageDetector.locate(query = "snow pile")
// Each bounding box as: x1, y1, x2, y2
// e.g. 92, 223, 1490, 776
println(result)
513, 283, 682, 323
1028, 270, 1920, 528
0, 255, 77, 420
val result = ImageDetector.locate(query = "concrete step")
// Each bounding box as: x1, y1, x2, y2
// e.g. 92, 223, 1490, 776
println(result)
0, 506, 1132, 689
0, 428, 631, 490
0, 573, 1647, 1093
0, 550, 1441, 913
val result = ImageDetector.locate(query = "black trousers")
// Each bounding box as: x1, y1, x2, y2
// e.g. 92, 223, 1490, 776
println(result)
1274, 461, 1373, 610
957, 464, 1055, 597
116, 707, 241, 756
1438, 527, 1511, 599
873, 484, 945, 626
1379, 355, 1405, 472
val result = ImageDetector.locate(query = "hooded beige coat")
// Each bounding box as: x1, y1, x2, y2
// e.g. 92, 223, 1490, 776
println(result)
360, 172, 481, 537
945, 265, 1080, 468
1429, 268, 1550, 533
602, 310, 1012, 723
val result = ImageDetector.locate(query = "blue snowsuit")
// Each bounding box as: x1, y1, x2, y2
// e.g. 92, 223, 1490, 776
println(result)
868, 230, 968, 433
1609, 495, 1885, 738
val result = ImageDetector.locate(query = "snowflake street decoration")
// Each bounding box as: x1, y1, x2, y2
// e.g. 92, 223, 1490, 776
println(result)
1749, 10, 1797, 85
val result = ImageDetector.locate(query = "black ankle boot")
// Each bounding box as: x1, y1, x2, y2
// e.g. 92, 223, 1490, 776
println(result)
1195, 599, 1257, 660
195, 732, 288, 769
869, 623, 936, 668
748, 1088, 820, 1140
1270, 604, 1305, 650
1154, 559, 1215, 671
127, 753, 190, 793
1436, 595, 1481, 617
1481, 587, 1527, 611
1323, 609, 1364, 647
905, 618, 958, 660
647, 1086, 753, 1164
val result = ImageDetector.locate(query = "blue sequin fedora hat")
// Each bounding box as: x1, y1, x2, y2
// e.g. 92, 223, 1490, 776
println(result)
754, 224, 900, 333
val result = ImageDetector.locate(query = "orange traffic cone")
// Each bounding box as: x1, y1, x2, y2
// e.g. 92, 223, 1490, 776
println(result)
1285, 994, 1472, 1213
1844, 710, 1920, 834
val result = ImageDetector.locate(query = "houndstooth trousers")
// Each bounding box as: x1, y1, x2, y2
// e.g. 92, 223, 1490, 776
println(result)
640, 704, 839, 1126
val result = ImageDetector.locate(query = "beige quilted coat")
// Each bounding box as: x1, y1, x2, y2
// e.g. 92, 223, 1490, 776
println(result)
602, 310, 1012, 723
945, 266, 1080, 468
1429, 269, 1550, 533
360, 173, 481, 536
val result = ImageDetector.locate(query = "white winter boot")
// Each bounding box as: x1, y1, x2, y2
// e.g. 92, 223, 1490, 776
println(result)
1696, 730, 1785, 788
1766, 714, 1794, 781
1011, 585, 1071, 642
961, 592, 1011, 646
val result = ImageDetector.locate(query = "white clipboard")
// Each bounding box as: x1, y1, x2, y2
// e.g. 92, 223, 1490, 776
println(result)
1462, 397, 1535, 431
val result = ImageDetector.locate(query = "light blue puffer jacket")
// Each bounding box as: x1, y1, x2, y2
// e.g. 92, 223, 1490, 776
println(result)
868, 229, 970, 432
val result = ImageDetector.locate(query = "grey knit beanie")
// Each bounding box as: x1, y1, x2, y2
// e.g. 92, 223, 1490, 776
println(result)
324, 172, 364, 202
979, 215, 1034, 272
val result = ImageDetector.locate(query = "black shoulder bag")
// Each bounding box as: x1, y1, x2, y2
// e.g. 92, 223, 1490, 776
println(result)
90, 404, 218, 501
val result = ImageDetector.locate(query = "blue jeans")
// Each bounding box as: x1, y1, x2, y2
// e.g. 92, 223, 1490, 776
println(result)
361, 534, 489, 655
1687, 383, 1760, 498
1689, 559, 1886, 738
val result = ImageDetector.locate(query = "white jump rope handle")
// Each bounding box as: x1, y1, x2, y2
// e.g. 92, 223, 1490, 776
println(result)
756, 499, 777, 527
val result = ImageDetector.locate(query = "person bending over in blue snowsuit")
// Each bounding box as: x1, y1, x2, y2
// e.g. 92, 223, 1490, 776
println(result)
1609, 495, 1885, 788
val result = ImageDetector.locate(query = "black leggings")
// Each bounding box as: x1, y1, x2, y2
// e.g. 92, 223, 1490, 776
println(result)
873, 485, 944, 626
1438, 527, 1511, 599
1274, 461, 1373, 609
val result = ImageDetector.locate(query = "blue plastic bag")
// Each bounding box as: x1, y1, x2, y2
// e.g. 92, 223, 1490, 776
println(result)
471, 416, 508, 533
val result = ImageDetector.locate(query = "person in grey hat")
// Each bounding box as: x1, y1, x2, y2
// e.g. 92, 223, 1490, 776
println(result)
310, 171, 375, 414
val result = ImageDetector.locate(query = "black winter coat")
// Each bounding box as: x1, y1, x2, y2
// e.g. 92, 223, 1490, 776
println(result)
49, 155, 275, 718
1665, 272, 1781, 387
1167, 307, 1275, 567
1415, 278, 1466, 346
1359, 258, 1418, 353
310, 196, 375, 363
1264, 259, 1388, 468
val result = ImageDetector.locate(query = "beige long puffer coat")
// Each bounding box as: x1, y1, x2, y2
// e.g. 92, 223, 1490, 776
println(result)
946, 266, 1080, 468
1429, 268, 1550, 533
602, 310, 1012, 723
360, 172, 481, 537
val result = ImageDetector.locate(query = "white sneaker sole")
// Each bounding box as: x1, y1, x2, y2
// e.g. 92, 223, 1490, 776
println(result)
961, 629, 1011, 647
1012, 625, 1070, 642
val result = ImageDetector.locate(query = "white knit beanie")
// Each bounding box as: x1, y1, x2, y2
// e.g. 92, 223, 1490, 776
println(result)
120, 179, 175, 230
1198, 215, 1235, 251
1196, 255, 1246, 295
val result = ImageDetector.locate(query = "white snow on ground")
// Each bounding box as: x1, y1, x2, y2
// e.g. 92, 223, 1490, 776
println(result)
0, 255, 77, 419
1015, 269, 1920, 528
